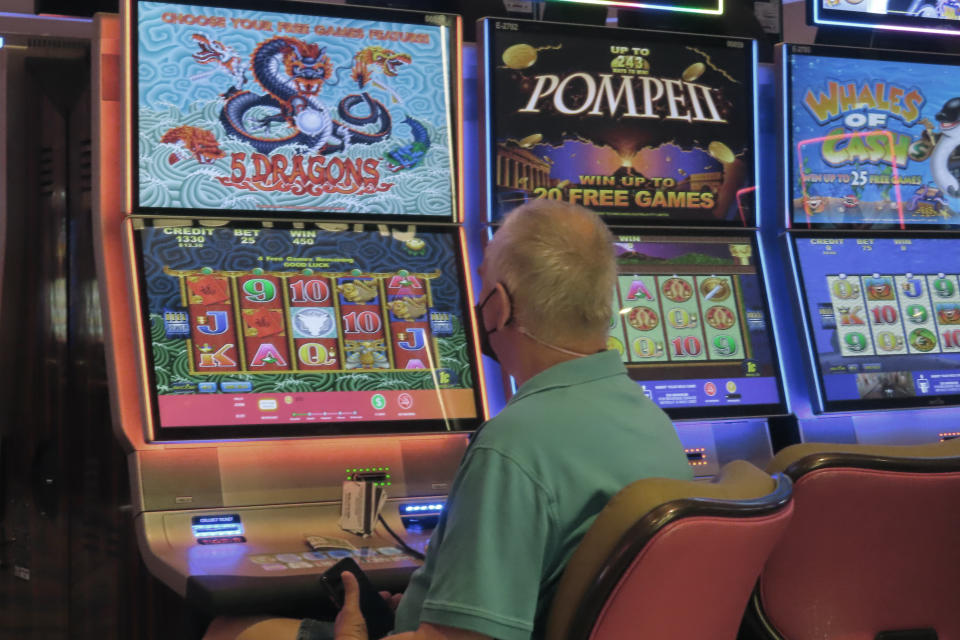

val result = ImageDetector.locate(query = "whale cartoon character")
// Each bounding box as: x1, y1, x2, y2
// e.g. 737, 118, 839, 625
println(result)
931, 97, 960, 198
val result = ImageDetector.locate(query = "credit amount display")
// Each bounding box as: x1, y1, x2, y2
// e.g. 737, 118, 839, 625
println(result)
608, 234, 783, 417
132, 220, 482, 438
793, 235, 960, 411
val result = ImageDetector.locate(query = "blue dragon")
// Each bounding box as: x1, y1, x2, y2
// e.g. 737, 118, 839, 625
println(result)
213, 36, 393, 155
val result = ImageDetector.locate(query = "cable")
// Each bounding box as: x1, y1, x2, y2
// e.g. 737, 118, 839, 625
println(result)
377, 515, 426, 561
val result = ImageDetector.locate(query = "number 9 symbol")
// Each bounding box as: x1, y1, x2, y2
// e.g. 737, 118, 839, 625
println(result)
844, 332, 868, 352
934, 278, 956, 298
713, 335, 737, 356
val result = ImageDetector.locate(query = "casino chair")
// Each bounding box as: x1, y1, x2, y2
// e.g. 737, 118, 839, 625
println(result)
545, 460, 794, 640
742, 438, 960, 640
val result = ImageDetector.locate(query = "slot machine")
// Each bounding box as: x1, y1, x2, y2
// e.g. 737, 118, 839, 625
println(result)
93, 0, 487, 615
774, 43, 960, 446
477, 18, 789, 477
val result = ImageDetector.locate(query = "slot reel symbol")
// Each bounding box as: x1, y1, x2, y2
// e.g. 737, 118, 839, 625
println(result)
843, 332, 869, 353
662, 277, 693, 303
632, 337, 664, 359
876, 331, 904, 353
667, 308, 698, 330
831, 279, 860, 300
933, 278, 956, 299
713, 335, 738, 356
905, 304, 928, 324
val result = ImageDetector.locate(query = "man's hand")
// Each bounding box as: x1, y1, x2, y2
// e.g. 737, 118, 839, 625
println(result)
334, 572, 368, 640
379, 591, 403, 613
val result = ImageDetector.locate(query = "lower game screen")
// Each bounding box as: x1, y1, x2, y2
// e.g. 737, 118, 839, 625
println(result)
793, 235, 960, 411
132, 220, 482, 438
609, 233, 783, 417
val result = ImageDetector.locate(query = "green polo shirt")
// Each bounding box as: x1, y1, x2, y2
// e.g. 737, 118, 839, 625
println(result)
392, 349, 693, 640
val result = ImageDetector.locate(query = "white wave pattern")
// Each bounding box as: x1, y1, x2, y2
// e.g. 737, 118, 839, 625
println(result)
137, 2, 455, 217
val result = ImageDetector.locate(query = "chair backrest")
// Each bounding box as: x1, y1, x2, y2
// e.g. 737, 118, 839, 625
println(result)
753, 438, 960, 640
545, 460, 793, 640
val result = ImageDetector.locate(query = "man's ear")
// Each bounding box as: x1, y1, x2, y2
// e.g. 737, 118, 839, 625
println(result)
492, 282, 512, 330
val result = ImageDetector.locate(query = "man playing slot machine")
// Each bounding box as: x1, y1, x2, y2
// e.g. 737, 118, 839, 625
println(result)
205, 200, 692, 640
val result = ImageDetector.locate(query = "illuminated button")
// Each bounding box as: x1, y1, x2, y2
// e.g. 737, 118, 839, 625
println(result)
198, 382, 217, 393
221, 381, 253, 393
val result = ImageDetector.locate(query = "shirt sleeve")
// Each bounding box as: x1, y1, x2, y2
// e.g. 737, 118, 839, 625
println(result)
416, 446, 557, 640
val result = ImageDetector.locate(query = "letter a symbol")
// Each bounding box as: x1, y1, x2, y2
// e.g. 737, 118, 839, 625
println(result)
249, 343, 288, 367
626, 280, 653, 301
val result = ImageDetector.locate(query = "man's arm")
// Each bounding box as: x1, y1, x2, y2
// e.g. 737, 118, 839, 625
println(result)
336, 572, 491, 640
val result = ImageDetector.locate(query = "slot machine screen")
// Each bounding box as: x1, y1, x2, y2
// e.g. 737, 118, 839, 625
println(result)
792, 233, 960, 412
127, 0, 460, 221
481, 19, 758, 226
609, 231, 785, 418
812, 0, 960, 36
129, 219, 484, 440
783, 44, 960, 229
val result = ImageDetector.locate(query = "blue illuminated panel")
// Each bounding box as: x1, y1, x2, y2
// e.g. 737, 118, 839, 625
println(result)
793, 234, 960, 412
400, 501, 444, 515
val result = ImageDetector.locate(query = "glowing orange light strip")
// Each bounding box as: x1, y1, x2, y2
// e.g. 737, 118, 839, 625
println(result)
460, 227, 490, 421
122, 219, 157, 439
122, 0, 133, 214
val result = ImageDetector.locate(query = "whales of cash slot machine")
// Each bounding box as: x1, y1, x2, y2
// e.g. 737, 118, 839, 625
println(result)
477, 18, 789, 477
92, 0, 487, 616
776, 43, 960, 446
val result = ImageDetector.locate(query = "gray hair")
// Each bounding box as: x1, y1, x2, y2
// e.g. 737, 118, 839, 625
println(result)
485, 200, 616, 344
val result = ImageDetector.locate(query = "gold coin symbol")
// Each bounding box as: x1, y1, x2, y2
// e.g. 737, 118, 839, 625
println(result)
502, 44, 538, 69
708, 141, 736, 165
682, 62, 705, 82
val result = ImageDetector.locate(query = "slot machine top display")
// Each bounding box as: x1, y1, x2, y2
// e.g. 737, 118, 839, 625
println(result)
792, 233, 960, 412
481, 18, 759, 227
124, 0, 462, 222
782, 43, 960, 230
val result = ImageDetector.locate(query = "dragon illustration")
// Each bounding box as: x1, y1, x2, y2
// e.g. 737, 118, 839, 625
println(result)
191, 34, 247, 91
351, 45, 412, 89
203, 36, 396, 155
161, 126, 225, 164
384, 116, 431, 172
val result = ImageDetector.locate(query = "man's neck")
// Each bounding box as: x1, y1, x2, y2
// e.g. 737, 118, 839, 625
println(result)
508, 331, 605, 388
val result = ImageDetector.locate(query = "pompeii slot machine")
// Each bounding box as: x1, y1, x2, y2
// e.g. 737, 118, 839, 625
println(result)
478, 18, 787, 476
93, 0, 488, 614
778, 43, 960, 444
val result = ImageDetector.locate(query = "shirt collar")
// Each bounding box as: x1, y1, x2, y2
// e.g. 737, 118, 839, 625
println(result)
508, 349, 626, 406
